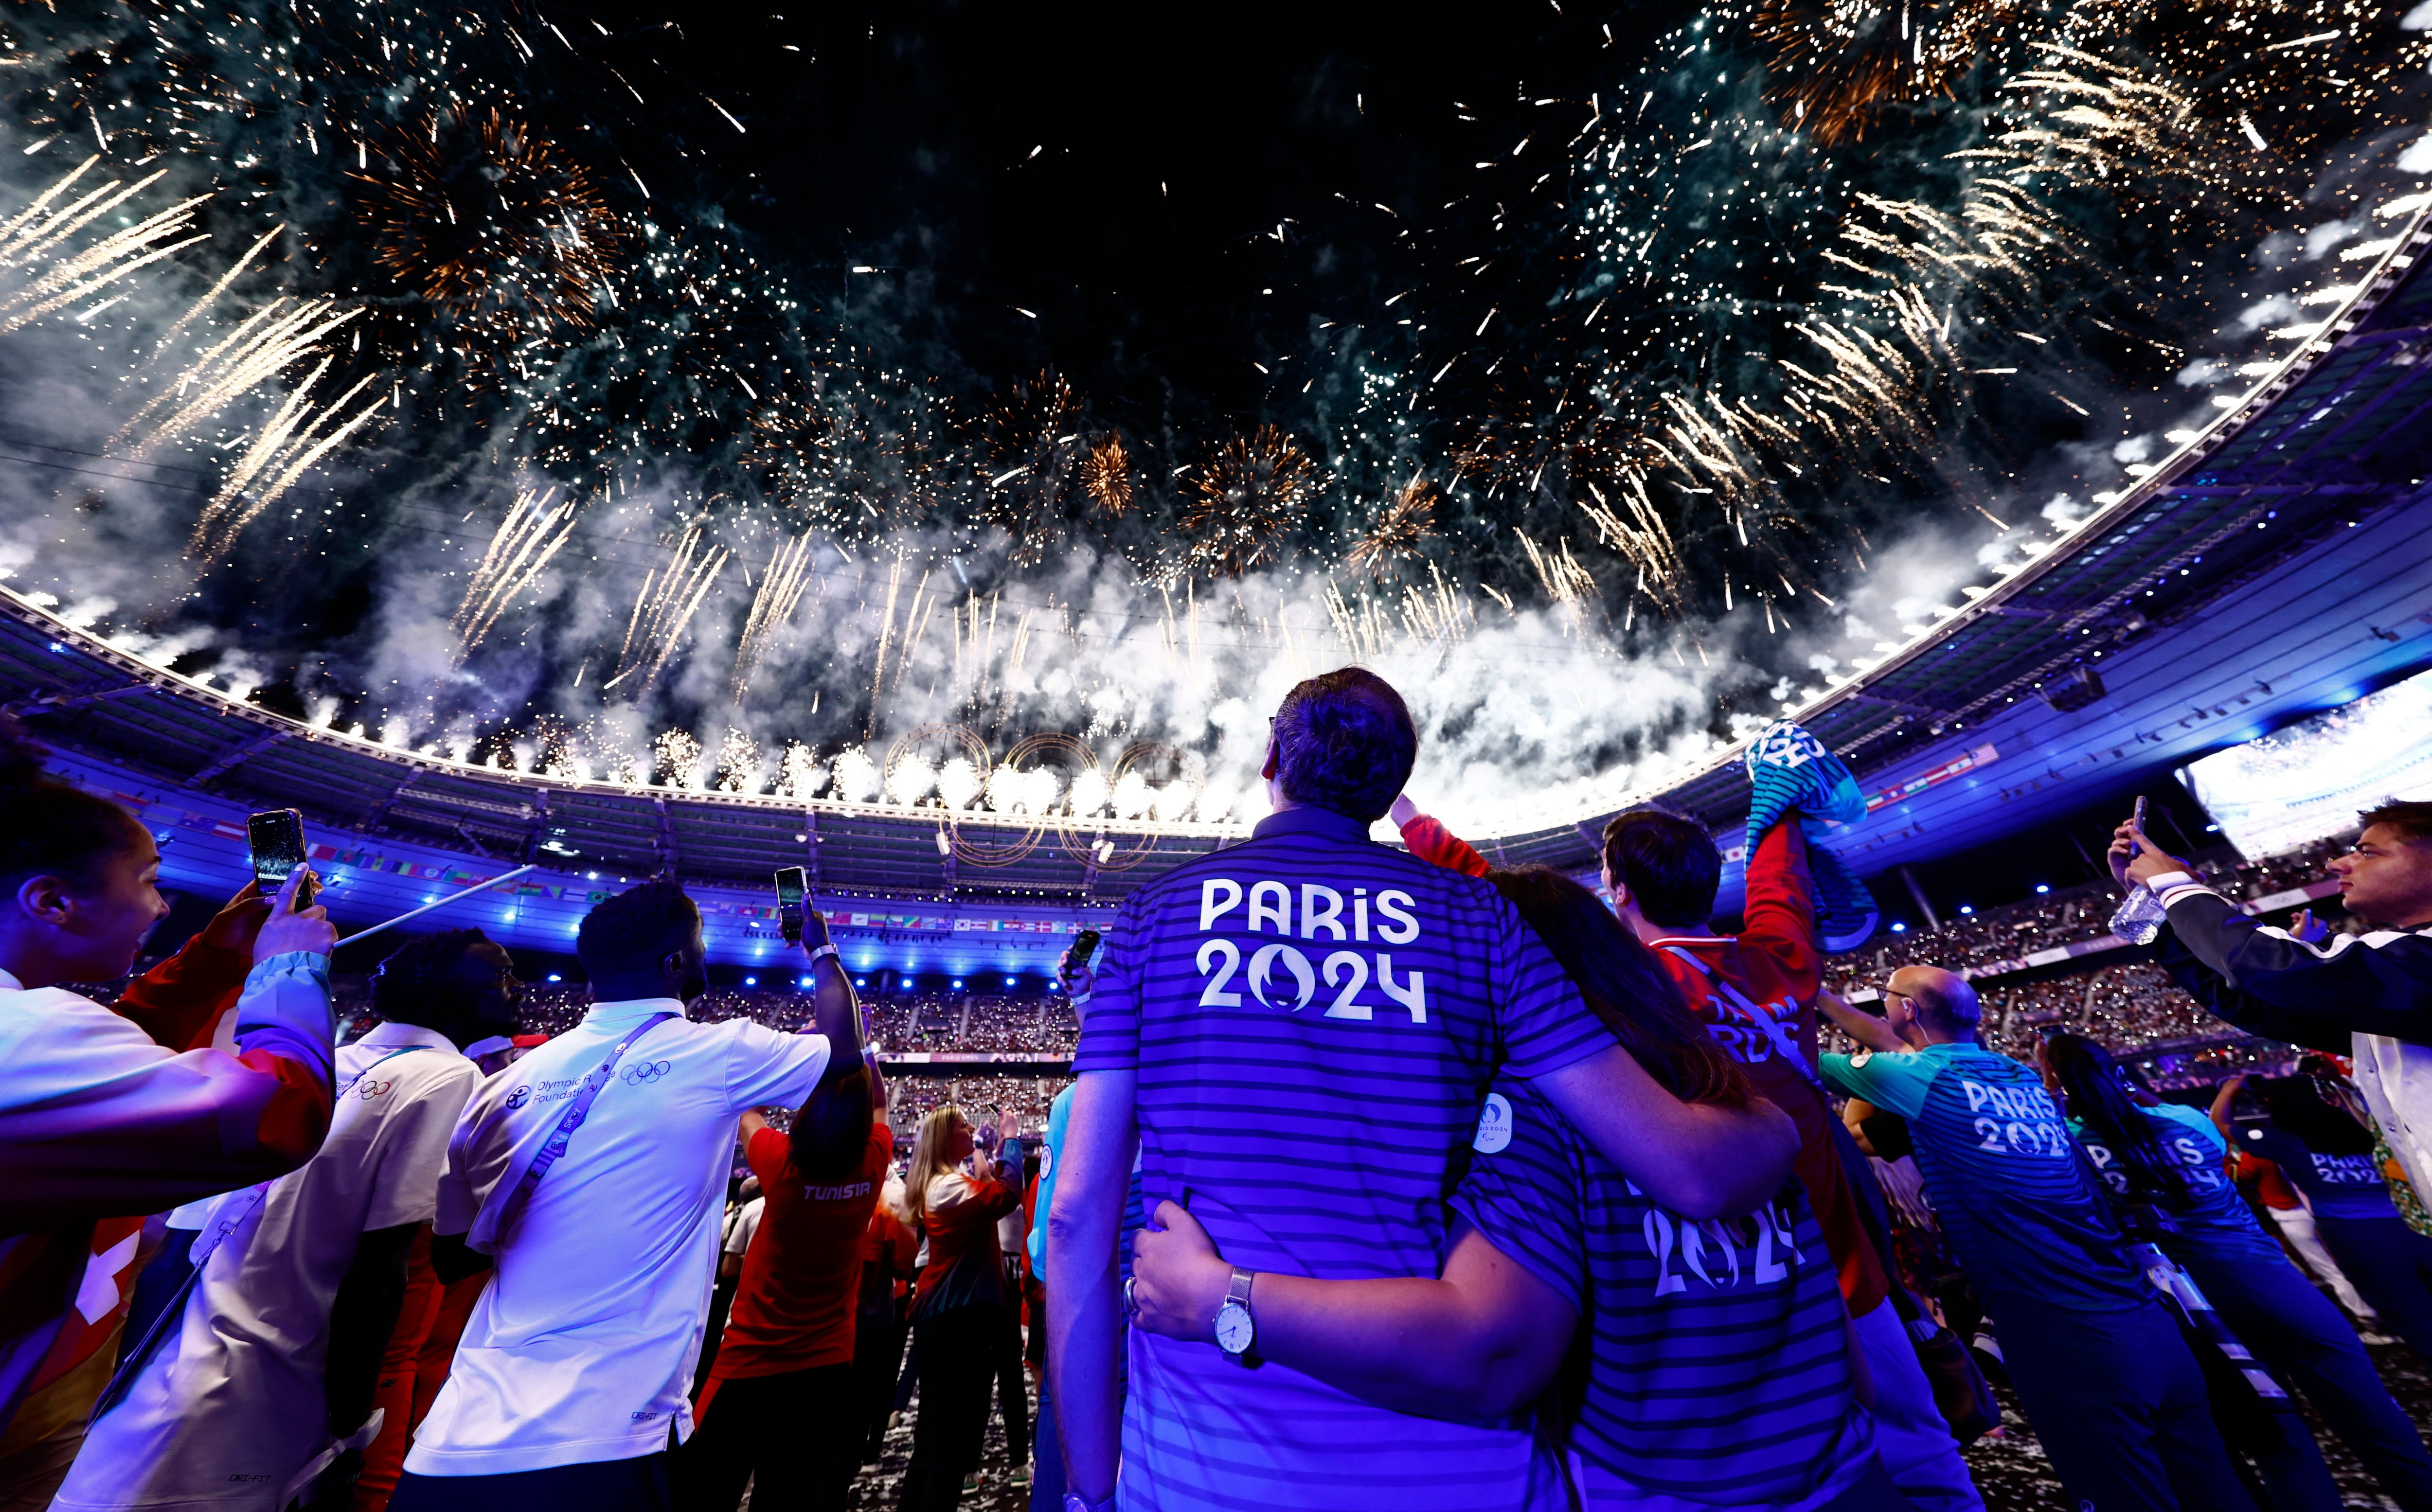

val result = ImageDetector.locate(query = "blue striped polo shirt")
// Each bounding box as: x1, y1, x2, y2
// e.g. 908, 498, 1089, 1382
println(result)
1075, 804, 1611, 1512
2071, 1103, 2282, 1266
1454, 1076, 1875, 1511
1822, 1043, 2146, 1311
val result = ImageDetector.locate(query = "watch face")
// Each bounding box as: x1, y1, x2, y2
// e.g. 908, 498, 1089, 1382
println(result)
1215, 1300, 1255, 1354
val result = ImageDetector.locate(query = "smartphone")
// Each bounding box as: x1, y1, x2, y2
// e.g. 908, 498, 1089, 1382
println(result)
1064, 927, 1102, 975
247, 808, 317, 907
775, 866, 808, 945
2129, 795, 2148, 858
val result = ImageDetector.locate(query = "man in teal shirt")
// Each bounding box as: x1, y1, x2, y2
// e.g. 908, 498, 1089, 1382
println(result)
1820, 966, 2253, 1512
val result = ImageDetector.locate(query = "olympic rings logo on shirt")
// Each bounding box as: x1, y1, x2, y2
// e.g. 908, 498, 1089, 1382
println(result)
358, 1080, 395, 1100
622, 1060, 672, 1085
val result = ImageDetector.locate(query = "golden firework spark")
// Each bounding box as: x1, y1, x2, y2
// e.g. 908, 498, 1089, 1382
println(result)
980, 370, 1083, 566
353, 103, 624, 340
1079, 431, 1134, 518
452, 487, 580, 658
603, 527, 729, 702
1344, 474, 1440, 578
0, 156, 210, 336
1183, 425, 1318, 578
730, 530, 816, 702
1752, 0, 2032, 144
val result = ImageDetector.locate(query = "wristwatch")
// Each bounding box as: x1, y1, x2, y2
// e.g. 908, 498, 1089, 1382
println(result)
1063, 1494, 1116, 1512
1214, 1265, 1256, 1360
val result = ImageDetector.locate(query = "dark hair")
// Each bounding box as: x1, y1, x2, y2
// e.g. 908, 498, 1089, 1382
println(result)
1270, 668, 1417, 824
791, 1062, 877, 1181
1485, 865, 1752, 1107
577, 879, 700, 978
2043, 1032, 2193, 1207
1598, 810, 1721, 928
0, 716, 148, 891
2359, 800, 2432, 845
373, 928, 501, 1030
2257, 1073, 2378, 1157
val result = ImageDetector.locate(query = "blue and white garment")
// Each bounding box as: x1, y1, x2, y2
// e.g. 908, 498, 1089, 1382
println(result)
1075, 805, 1607, 1512
1742, 721, 1877, 953
1455, 1076, 1878, 1512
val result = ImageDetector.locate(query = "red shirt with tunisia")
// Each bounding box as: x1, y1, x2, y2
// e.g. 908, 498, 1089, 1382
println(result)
710, 1115, 893, 1386
1397, 812, 1890, 1318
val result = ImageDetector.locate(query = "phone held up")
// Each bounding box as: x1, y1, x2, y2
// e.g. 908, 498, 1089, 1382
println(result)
1064, 928, 1102, 978
2128, 794, 2148, 857
247, 808, 318, 908
775, 866, 809, 945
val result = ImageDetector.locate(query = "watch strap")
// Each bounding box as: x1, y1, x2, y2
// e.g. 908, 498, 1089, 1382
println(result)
1226, 1265, 1255, 1311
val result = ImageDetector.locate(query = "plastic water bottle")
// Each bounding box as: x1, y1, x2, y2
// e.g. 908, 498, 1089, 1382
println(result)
2110, 885, 2167, 945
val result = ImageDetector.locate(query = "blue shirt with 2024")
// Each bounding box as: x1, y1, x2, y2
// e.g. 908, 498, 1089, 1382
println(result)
1821, 1041, 2146, 1311
2070, 1101, 2285, 1265
1075, 804, 1612, 1512
2242, 1123, 2399, 1222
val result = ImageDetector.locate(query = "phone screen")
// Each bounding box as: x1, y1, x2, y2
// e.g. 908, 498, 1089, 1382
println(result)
248, 809, 317, 906
2129, 795, 2148, 858
775, 866, 808, 945
1066, 928, 1102, 973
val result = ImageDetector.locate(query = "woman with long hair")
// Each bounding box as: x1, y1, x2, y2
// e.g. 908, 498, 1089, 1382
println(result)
1129, 866, 1903, 1511
896, 1103, 1019, 1511
2040, 1033, 2432, 1511
2249, 1070, 2432, 1361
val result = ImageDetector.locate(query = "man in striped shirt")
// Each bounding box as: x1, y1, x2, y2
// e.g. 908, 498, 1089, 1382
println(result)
1820, 967, 2254, 1511
1045, 668, 1799, 1512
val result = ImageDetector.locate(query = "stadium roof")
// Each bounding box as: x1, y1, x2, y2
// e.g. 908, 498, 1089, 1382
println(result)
6, 207, 2431, 907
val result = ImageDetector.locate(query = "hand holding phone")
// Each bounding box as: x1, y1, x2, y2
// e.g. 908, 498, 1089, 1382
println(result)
249, 809, 318, 908
253, 867, 336, 962
775, 866, 808, 945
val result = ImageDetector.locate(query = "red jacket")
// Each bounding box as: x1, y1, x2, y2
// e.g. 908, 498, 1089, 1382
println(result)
1397, 813, 1891, 1316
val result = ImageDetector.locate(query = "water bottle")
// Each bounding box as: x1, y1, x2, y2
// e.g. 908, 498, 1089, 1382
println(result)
2110, 885, 2167, 945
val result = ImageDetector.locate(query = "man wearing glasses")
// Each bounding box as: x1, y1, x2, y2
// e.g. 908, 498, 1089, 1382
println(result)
1818, 969, 2253, 1511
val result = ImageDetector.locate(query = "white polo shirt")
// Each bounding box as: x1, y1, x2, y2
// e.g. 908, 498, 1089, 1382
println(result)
54, 1020, 477, 1511
406, 997, 829, 1476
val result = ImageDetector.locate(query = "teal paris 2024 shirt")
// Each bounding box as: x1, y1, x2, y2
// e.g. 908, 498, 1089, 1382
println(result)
1820, 1041, 2146, 1312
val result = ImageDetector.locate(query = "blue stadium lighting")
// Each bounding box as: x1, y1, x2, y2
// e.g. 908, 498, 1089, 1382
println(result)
547, 973, 562, 982
2035, 884, 2050, 894
1890, 922, 1908, 933
952, 978, 964, 989
1957, 905, 1974, 915
743, 976, 756, 986
855, 978, 867, 987
1006, 976, 1017, 986
797, 975, 813, 989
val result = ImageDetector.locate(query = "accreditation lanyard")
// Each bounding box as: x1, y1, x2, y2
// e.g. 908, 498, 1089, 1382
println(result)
1663, 946, 1824, 1091
486, 1012, 679, 1247
91, 1044, 434, 1421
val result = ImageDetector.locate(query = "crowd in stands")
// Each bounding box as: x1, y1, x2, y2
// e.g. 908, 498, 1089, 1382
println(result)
14, 674, 2432, 1512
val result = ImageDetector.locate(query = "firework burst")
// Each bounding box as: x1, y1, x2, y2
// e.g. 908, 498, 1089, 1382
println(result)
452, 487, 580, 658
1183, 425, 1319, 578
1345, 475, 1441, 578
1752, 0, 2032, 143
980, 370, 1083, 565
1079, 431, 1135, 519
353, 103, 624, 344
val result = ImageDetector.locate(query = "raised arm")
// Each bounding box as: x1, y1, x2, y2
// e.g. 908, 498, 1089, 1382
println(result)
1816, 986, 1905, 1056
1044, 1068, 1136, 1506
1740, 820, 1822, 1000
1389, 795, 1491, 878
1532, 1048, 1798, 1219
802, 907, 864, 1083
1127, 1201, 1574, 1419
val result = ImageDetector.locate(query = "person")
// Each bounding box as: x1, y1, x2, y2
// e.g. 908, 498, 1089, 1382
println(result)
897, 1104, 1019, 1511
391, 881, 861, 1512
853, 1185, 919, 1469
2121, 800, 2432, 1232
1397, 766, 1977, 1510
1047, 668, 1799, 1512
1126, 866, 1905, 1511
2214, 1075, 2383, 1326
2236, 1070, 2432, 1359
681, 1054, 892, 1512
1818, 966, 2255, 1511
0, 723, 339, 1507
2041, 1032, 2432, 1512
54, 928, 525, 1512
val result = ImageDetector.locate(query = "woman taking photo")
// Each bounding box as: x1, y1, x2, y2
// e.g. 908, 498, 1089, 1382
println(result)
897, 1104, 1019, 1512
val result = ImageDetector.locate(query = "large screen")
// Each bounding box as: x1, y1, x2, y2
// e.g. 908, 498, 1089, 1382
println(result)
2180, 665, 2432, 859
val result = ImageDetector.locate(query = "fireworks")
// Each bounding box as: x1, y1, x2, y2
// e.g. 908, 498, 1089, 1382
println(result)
1080, 432, 1135, 519
1344, 475, 1441, 578
1752, 0, 2030, 143
1183, 426, 1319, 578
730, 531, 816, 703
0, 158, 210, 336
980, 371, 1083, 566
604, 528, 729, 702
352, 103, 624, 343
452, 487, 580, 658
